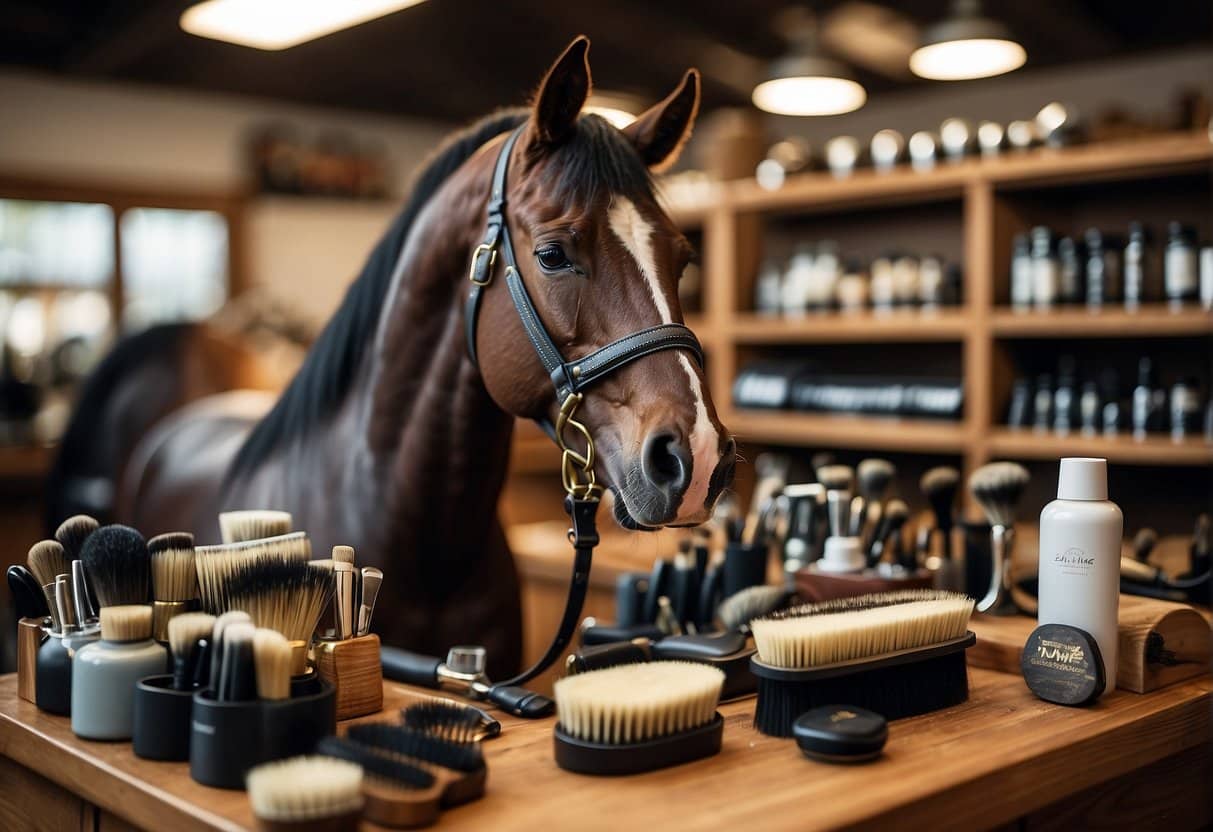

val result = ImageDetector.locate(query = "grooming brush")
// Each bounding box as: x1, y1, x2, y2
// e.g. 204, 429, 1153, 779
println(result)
1131, 528, 1158, 563
868, 499, 909, 568
781, 483, 824, 575
553, 661, 725, 775
80, 525, 150, 607
245, 755, 364, 832
7, 564, 48, 619
358, 567, 383, 636
41, 581, 62, 633
818, 465, 854, 537
853, 458, 895, 541
219, 509, 293, 544
750, 590, 975, 736
315, 736, 441, 829
566, 630, 754, 700
195, 532, 312, 613
743, 454, 789, 545
402, 700, 501, 742
345, 723, 486, 798
168, 612, 216, 691
968, 462, 1030, 615
919, 466, 960, 567
332, 546, 355, 565
217, 621, 257, 701
210, 610, 253, 691
27, 539, 69, 589
149, 532, 198, 642
55, 514, 100, 617
715, 585, 792, 634
224, 559, 334, 672
811, 452, 836, 479
254, 627, 293, 700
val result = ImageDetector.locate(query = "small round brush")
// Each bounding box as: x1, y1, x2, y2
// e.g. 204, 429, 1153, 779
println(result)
168, 611, 216, 691
714, 585, 791, 634
254, 627, 293, 700
245, 755, 363, 832
919, 466, 960, 567
219, 510, 293, 544
149, 532, 197, 642
80, 525, 150, 607
968, 462, 1030, 615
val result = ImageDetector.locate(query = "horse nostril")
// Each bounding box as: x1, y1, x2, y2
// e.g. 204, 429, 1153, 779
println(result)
641, 431, 691, 495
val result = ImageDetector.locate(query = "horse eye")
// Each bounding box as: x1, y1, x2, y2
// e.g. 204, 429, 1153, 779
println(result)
535, 244, 571, 273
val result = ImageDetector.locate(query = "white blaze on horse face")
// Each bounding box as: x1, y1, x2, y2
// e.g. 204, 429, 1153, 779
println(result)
608, 196, 716, 522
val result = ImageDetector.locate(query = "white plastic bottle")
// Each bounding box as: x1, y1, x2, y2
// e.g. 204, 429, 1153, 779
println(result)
1037, 458, 1122, 696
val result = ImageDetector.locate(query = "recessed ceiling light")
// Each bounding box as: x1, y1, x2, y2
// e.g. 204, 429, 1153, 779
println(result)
180, 0, 426, 51
909, 0, 1026, 81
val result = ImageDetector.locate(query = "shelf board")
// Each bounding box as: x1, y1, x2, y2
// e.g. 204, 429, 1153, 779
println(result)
726, 409, 966, 453
731, 309, 969, 344
986, 429, 1213, 466
991, 305, 1213, 338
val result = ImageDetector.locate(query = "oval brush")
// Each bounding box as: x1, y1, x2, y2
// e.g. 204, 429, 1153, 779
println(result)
315, 736, 442, 829
245, 755, 364, 832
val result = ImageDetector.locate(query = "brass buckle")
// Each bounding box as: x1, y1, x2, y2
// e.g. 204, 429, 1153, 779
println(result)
555, 393, 601, 502
468, 243, 497, 286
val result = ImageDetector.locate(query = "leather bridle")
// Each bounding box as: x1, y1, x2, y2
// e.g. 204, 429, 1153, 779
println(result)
464, 125, 704, 687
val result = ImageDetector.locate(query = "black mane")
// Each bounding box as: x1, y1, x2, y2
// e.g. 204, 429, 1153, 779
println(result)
228, 111, 653, 477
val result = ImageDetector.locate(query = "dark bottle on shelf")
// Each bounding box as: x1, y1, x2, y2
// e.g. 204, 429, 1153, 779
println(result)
1010, 233, 1032, 309
1085, 229, 1121, 308
1053, 357, 1077, 435
1007, 378, 1030, 428
1058, 236, 1085, 304
1124, 222, 1151, 308
1170, 378, 1202, 440
1132, 357, 1162, 439
1099, 368, 1121, 436
1164, 222, 1199, 306
1033, 374, 1053, 432
1079, 380, 1101, 436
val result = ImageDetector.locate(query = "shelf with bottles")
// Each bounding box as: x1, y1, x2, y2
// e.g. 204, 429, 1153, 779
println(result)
991, 304, 1213, 338
732, 307, 970, 344
726, 409, 967, 454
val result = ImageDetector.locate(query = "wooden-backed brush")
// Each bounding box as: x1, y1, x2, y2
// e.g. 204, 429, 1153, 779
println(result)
817, 464, 854, 537
345, 723, 485, 804
219, 510, 293, 544
195, 532, 312, 613
168, 611, 216, 691
749, 590, 975, 736
919, 466, 960, 565
80, 525, 150, 607
853, 458, 895, 539
245, 755, 363, 832
552, 661, 725, 775
149, 532, 198, 642
402, 700, 501, 742
316, 736, 442, 829
254, 627, 293, 700
714, 584, 791, 634
969, 462, 1030, 615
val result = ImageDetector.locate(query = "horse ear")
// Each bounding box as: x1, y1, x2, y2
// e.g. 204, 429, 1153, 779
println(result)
532, 36, 592, 147
623, 69, 700, 172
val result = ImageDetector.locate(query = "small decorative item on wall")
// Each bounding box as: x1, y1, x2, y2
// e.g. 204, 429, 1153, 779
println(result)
248, 123, 392, 200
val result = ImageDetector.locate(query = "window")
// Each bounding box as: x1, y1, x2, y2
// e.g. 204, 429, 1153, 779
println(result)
121, 207, 229, 327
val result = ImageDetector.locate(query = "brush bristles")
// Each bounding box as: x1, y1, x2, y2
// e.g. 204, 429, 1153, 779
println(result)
857, 459, 895, 499
316, 737, 436, 790
554, 661, 723, 745
54, 514, 99, 559
331, 546, 355, 565
752, 590, 974, 669
27, 540, 69, 588
100, 604, 153, 642
80, 525, 150, 607
219, 510, 293, 544
715, 585, 790, 632
253, 627, 293, 700
346, 723, 484, 773
246, 756, 364, 822
968, 462, 1030, 528
222, 559, 333, 641
168, 612, 216, 661
883, 499, 909, 525
402, 701, 490, 743
817, 465, 854, 491
920, 466, 959, 496
195, 532, 312, 613
308, 559, 335, 571
150, 536, 197, 602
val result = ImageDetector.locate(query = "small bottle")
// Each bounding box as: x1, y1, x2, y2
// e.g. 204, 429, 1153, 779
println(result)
1079, 380, 1100, 436
1099, 368, 1121, 436
781, 246, 815, 316
870, 255, 895, 311
1053, 357, 1077, 435
1057, 236, 1084, 304
1085, 229, 1121, 308
814, 536, 865, 574
1010, 233, 1033, 309
891, 255, 919, 307
918, 255, 944, 307
1200, 245, 1213, 311
836, 261, 868, 313
1006, 378, 1030, 428
1038, 458, 1122, 698
1030, 227, 1060, 309
755, 259, 783, 316
1170, 379, 1202, 441
808, 242, 841, 311
72, 605, 168, 740
1033, 374, 1054, 432
1123, 223, 1150, 308
1164, 222, 1199, 306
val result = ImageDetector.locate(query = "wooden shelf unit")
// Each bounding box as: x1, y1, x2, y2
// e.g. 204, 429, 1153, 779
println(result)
661, 133, 1213, 506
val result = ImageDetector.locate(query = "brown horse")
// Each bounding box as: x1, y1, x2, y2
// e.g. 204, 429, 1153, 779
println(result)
66, 38, 735, 678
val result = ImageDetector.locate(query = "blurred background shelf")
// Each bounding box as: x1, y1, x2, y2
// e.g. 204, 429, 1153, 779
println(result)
725, 409, 967, 453
986, 429, 1213, 466
731, 309, 969, 343
991, 305, 1213, 338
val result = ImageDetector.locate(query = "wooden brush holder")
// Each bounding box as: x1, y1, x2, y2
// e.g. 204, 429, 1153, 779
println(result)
17, 618, 43, 704
968, 595, 1212, 693
314, 634, 383, 720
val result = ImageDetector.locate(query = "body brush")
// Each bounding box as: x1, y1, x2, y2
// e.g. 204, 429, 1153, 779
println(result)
749, 590, 975, 736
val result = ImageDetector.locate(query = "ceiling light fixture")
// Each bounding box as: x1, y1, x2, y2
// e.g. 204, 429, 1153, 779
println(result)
584, 92, 645, 129
909, 0, 1025, 81
180, 0, 426, 51
752, 11, 866, 117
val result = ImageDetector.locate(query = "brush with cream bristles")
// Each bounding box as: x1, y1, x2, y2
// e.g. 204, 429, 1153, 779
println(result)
918, 466, 961, 581
968, 462, 1030, 615
195, 532, 312, 613
221, 559, 332, 676
253, 627, 294, 700
148, 532, 198, 642
55, 514, 102, 621
750, 590, 975, 736
27, 540, 69, 628
552, 661, 725, 775
246, 755, 364, 832
168, 611, 216, 691
817, 464, 854, 537
219, 510, 293, 544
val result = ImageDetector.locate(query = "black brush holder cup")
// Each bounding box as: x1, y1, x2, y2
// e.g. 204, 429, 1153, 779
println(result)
133, 675, 195, 761
723, 542, 768, 598
189, 678, 336, 789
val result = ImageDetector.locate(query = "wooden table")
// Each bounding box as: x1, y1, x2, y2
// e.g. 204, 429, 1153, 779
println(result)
1, 669, 1211, 831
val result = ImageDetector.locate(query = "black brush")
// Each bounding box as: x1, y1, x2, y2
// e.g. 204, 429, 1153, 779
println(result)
316, 736, 435, 790
223, 558, 334, 641
750, 590, 975, 736
868, 499, 909, 567
346, 723, 484, 774
79, 525, 149, 607
7, 564, 49, 619
402, 700, 501, 742
853, 458, 895, 538
969, 462, 1030, 615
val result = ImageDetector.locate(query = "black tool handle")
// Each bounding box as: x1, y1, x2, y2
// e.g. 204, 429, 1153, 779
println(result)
569, 641, 651, 674
652, 632, 747, 660
380, 646, 443, 689
642, 559, 671, 624
7, 565, 48, 619
697, 562, 724, 629
487, 684, 554, 718
581, 623, 665, 646
614, 572, 649, 627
